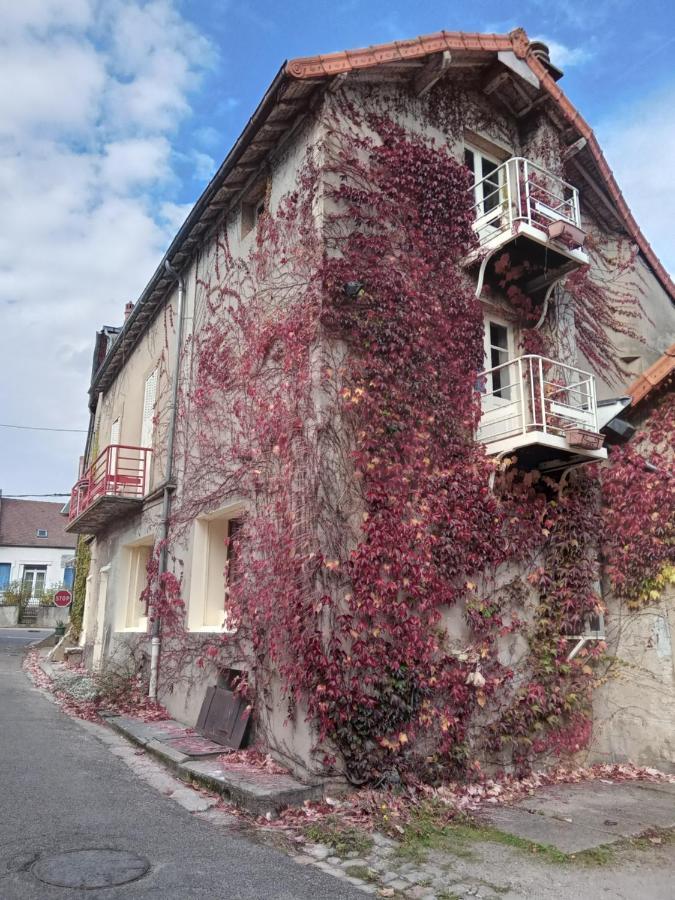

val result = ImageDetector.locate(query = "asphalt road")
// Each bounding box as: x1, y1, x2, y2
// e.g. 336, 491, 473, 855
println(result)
0, 630, 364, 899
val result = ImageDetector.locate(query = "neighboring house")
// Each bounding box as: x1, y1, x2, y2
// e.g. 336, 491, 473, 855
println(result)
591, 346, 675, 772
65, 29, 675, 779
0, 495, 77, 598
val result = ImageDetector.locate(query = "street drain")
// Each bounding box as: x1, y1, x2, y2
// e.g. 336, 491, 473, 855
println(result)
32, 849, 150, 889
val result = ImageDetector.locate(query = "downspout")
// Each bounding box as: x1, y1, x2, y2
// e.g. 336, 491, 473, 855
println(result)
149, 260, 186, 700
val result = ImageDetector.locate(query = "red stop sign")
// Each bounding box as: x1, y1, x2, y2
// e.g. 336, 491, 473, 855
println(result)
54, 590, 72, 608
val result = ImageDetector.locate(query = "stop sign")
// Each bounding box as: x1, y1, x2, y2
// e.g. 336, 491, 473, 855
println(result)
54, 589, 72, 608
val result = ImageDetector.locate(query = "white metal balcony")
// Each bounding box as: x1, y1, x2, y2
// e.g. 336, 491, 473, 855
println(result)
477, 355, 607, 464
468, 157, 588, 267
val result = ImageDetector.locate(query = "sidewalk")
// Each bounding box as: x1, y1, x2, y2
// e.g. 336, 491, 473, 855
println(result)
35, 652, 324, 817
29, 649, 675, 900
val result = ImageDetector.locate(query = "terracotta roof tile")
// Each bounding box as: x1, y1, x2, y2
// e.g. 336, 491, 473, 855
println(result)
286, 28, 675, 304
0, 499, 77, 549
627, 343, 675, 406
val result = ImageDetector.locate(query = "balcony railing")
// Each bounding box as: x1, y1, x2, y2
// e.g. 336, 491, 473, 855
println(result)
68, 444, 152, 524
477, 355, 605, 457
470, 157, 583, 251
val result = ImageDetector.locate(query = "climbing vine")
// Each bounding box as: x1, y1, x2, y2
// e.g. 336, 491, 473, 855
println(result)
601, 385, 675, 608
140, 88, 657, 784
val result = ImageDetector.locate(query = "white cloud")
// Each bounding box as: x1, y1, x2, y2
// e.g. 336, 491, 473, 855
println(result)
159, 201, 193, 233
532, 36, 592, 68
190, 150, 217, 183
101, 137, 172, 191
0, 37, 105, 137
598, 84, 675, 276
0, 1, 215, 495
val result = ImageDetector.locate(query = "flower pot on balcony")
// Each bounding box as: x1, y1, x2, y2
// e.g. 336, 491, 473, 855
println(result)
566, 428, 604, 450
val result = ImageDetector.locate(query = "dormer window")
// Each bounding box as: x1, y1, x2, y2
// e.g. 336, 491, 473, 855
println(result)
36, 529, 48, 538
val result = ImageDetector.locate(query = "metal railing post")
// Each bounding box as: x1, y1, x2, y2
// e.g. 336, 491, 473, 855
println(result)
539, 357, 547, 433
523, 160, 531, 227
518, 357, 526, 434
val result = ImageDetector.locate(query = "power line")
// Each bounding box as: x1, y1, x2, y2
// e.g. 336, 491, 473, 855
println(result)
0, 423, 87, 433
2, 493, 71, 498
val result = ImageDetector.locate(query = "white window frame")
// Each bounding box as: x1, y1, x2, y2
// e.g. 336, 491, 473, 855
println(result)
141, 370, 157, 450
483, 316, 516, 403
187, 503, 245, 633
465, 142, 505, 230
117, 536, 153, 632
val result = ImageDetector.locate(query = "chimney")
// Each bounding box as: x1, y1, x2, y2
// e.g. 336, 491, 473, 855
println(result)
528, 40, 564, 81
529, 40, 551, 66
124, 301, 134, 321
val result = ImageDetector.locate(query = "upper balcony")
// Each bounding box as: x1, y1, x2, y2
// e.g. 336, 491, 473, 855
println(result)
466, 157, 588, 290
477, 354, 607, 470
66, 444, 152, 534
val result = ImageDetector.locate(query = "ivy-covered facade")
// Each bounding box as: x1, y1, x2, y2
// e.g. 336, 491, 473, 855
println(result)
66, 29, 675, 782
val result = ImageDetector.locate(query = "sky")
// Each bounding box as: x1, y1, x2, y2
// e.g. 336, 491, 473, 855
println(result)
1, 0, 674, 497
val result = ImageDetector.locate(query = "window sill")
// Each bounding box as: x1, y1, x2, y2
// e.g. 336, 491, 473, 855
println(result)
187, 624, 236, 635
118, 617, 148, 634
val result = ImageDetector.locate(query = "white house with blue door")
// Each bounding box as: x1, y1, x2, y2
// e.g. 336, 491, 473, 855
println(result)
0, 495, 77, 600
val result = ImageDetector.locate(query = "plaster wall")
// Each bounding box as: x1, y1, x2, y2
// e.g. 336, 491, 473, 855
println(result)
0, 545, 74, 590
79, 76, 674, 775
589, 590, 675, 773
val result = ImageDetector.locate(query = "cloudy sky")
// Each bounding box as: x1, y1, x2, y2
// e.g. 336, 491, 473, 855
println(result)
1, 0, 674, 497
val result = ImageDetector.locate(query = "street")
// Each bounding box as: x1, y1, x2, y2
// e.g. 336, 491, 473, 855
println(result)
0, 631, 364, 899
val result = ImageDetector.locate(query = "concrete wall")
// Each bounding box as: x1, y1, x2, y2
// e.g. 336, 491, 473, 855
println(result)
0, 606, 19, 627
36, 606, 71, 628
589, 590, 675, 773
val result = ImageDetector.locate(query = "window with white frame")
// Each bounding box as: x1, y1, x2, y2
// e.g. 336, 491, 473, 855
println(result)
121, 538, 153, 630
188, 506, 244, 631
483, 318, 515, 402
465, 143, 504, 223
141, 370, 157, 450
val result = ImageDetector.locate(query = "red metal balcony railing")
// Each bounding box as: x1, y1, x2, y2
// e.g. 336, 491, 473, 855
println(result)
68, 444, 152, 522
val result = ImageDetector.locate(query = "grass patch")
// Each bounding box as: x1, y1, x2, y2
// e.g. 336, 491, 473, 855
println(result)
344, 864, 378, 882
393, 802, 477, 864
304, 817, 374, 858
389, 800, 645, 868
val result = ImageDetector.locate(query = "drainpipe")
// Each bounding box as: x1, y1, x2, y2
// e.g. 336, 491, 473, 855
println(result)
149, 260, 186, 700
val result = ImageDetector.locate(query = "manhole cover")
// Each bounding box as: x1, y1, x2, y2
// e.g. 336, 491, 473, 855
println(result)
32, 849, 149, 889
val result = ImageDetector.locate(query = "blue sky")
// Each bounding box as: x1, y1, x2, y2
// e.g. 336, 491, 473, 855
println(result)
1, 0, 674, 496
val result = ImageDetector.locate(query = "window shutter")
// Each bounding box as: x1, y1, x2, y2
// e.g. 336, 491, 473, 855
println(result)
141, 369, 157, 449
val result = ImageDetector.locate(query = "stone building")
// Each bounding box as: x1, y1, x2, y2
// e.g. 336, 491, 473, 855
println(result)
65, 29, 674, 778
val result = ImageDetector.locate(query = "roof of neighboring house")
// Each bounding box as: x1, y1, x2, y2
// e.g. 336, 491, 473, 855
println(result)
0, 498, 77, 549
90, 27, 675, 401
627, 343, 675, 406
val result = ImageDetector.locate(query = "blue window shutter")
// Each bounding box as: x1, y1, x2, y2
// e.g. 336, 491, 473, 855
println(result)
0, 564, 10, 590
63, 566, 75, 589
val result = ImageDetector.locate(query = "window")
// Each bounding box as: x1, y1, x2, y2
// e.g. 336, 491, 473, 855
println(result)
465, 143, 507, 232
0, 563, 10, 591
188, 506, 244, 631
22, 566, 47, 600
121, 539, 153, 630
483, 318, 515, 401
141, 371, 157, 449
240, 180, 268, 238
36, 529, 48, 538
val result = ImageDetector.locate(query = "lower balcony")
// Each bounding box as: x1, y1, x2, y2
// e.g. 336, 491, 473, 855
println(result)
477, 355, 607, 470
66, 444, 152, 534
